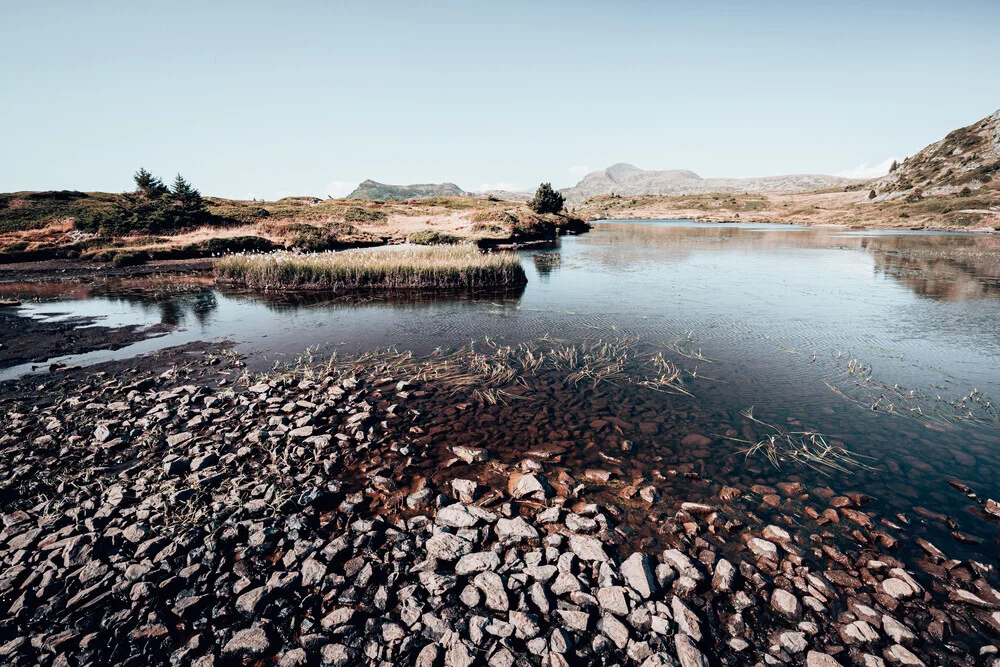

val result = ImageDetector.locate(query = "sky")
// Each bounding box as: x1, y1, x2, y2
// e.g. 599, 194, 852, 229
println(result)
2, 1, 998, 199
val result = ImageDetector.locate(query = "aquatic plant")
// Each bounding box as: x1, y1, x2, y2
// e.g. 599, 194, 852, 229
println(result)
825, 357, 1000, 430
214, 246, 526, 292
729, 407, 874, 475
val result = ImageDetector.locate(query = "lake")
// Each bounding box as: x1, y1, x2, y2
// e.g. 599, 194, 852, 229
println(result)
2, 220, 999, 560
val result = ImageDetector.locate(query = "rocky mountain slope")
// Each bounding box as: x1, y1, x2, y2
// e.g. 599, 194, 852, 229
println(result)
871, 109, 1000, 200
560, 163, 857, 205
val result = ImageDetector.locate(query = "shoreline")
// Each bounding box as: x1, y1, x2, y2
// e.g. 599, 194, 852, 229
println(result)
0, 344, 997, 666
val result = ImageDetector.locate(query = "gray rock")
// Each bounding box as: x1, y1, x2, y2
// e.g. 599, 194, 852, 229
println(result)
771, 589, 801, 620
597, 613, 630, 649
882, 616, 915, 645
621, 552, 659, 599
568, 534, 609, 562
883, 644, 925, 666
712, 558, 735, 593
597, 586, 630, 616
436, 504, 479, 528
674, 633, 709, 667
456, 551, 500, 576
778, 631, 808, 653
807, 651, 845, 667
671, 596, 702, 642
473, 571, 509, 611
426, 532, 473, 561
495, 517, 539, 542
222, 624, 272, 658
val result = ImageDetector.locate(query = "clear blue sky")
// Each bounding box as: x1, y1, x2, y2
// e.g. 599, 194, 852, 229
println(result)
2, 1, 997, 199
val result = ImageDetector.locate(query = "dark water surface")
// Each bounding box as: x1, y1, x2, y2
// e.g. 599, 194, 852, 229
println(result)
3, 220, 1000, 557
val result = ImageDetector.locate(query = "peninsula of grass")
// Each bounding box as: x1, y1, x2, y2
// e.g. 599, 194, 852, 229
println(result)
214, 245, 527, 292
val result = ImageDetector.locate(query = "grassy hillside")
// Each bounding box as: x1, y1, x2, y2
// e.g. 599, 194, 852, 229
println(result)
0, 191, 589, 265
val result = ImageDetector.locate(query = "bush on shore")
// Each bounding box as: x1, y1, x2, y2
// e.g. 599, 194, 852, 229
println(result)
408, 230, 460, 245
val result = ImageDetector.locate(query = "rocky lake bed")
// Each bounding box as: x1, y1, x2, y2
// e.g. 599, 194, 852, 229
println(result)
1, 221, 1000, 666
2, 339, 1000, 667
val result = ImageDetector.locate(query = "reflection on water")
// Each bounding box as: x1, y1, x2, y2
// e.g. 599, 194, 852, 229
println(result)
1, 220, 1000, 556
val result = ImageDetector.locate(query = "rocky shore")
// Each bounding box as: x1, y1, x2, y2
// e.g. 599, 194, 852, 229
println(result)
1, 347, 999, 666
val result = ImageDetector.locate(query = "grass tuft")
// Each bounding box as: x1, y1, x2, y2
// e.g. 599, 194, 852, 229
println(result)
214, 245, 526, 292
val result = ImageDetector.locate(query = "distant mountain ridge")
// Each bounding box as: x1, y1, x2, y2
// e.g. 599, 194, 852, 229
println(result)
871, 108, 1000, 200
346, 179, 465, 201
346, 179, 531, 202
559, 163, 858, 205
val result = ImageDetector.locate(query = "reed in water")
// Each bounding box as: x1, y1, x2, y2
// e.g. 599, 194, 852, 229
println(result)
214, 246, 526, 291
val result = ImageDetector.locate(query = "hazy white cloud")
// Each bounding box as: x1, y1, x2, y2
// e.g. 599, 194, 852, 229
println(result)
569, 165, 591, 176
835, 157, 900, 180
476, 182, 521, 192
322, 180, 359, 198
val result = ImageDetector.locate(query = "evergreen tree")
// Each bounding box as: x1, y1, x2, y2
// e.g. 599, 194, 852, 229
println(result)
527, 183, 565, 214
133, 168, 168, 199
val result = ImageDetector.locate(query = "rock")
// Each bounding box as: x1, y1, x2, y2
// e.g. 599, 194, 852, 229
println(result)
671, 596, 702, 642
674, 633, 709, 667
222, 624, 272, 658
681, 434, 711, 447
554, 609, 590, 632
565, 513, 598, 532
762, 525, 792, 545
712, 558, 735, 593
844, 620, 879, 644
807, 651, 845, 667
436, 504, 479, 528
426, 532, 473, 561
662, 549, 702, 581
748, 538, 779, 562
640, 655, 680, 667
452, 479, 478, 503
320, 643, 351, 666
882, 616, 915, 645
495, 517, 539, 542
415, 643, 441, 667
884, 644, 925, 666
320, 608, 356, 630
597, 586, 630, 616
456, 551, 500, 576
680, 502, 715, 515
473, 571, 508, 611
881, 578, 916, 600
597, 614, 630, 649
508, 473, 551, 500
779, 631, 808, 653
568, 534, 609, 562
452, 446, 488, 463
621, 552, 659, 599
771, 589, 801, 620
508, 611, 540, 639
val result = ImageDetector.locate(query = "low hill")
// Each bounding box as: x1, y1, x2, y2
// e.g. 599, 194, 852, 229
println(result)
561, 163, 858, 205
346, 179, 465, 201
870, 109, 1000, 200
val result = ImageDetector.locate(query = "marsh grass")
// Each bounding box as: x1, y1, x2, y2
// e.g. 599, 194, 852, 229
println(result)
825, 357, 1000, 430
729, 407, 874, 475
253, 336, 695, 406
214, 245, 526, 292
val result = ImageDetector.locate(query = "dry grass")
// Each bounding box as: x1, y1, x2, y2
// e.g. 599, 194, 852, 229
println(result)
728, 407, 874, 475
214, 245, 526, 292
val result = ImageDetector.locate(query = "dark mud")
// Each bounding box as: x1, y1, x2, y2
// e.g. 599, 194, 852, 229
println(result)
0, 307, 174, 368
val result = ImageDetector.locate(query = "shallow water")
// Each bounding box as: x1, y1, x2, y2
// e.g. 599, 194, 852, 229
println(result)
2, 220, 1000, 557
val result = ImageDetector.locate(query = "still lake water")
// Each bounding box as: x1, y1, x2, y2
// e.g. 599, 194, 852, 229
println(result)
3, 220, 1000, 556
